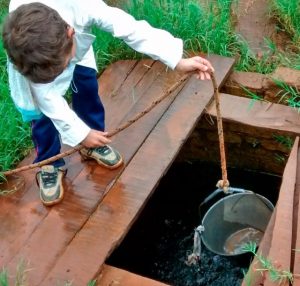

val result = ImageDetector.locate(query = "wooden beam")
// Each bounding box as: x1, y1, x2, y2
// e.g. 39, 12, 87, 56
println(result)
97, 265, 170, 286
206, 93, 300, 135
243, 137, 299, 285
291, 140, 300, 285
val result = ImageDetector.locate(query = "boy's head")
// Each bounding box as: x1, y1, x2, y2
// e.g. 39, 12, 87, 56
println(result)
2, 2, 74, 83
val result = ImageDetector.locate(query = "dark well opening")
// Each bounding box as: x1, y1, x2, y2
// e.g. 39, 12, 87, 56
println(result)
106, 161, 281, 286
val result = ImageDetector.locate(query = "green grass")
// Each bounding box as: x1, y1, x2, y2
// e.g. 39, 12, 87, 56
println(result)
93, 0, 238, 72
269, 0, 300, 73
93, 0, 283, 73
92, 28, 138, 73
243, 242, 293, 284
272, 78, 300, 110
271, 0, 300, 45
0, 265, 97, 286
126, 0, 235, 56
0, 260, 28, 286
0, 6, 32, 173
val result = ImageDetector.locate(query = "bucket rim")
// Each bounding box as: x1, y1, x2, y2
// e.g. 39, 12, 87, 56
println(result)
200, 192, 274, 256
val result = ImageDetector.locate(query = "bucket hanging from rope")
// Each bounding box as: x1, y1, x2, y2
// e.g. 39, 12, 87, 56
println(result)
187, 71, 274, 265
198, 71, 249, 202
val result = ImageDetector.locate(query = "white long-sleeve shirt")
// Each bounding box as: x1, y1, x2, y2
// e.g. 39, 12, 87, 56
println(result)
8, 0, 183, 146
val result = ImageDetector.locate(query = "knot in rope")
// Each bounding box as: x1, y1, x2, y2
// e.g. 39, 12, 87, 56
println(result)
216, 179, 230, 194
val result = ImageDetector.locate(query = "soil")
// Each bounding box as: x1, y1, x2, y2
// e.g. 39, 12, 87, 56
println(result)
107, 161, 281, 286
234, 0, 292, 54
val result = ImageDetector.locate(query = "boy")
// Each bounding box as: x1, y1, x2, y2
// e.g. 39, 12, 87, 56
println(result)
2, 0, 214, 206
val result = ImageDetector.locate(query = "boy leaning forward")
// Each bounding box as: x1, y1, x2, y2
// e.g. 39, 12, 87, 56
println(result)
2, 0, 214, 206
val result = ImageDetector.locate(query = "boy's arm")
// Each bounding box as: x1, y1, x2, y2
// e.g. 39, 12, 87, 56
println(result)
83, 0, 183, 70
32, 88, 112, 147
31, 86, 90, 147
82, 1, 214, 78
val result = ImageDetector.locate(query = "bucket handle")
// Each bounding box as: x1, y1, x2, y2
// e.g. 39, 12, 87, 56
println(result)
200, 187, 251, 207
186, 225, 205, 266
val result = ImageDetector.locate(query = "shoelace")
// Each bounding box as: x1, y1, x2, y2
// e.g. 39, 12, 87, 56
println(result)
94, 145, 110, 155
41, 171, 58, 188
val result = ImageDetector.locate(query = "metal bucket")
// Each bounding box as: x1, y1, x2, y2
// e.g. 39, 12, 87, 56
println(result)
201, 192, 274, 256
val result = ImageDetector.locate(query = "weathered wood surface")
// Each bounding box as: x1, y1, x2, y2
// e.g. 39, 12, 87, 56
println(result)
241, 208, 277, 285
0, 55, 235, 286
206, 93, 300, 135
1, 59, 181, 285
291, 139, 300, 285
243, 137, 299, 286
263, 137, 298, 286
2, 56, 300, 286
97, 265, 170, 286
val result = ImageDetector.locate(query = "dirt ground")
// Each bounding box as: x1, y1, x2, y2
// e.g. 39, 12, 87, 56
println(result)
234, 0, 293, 55
234, 0, 273, 54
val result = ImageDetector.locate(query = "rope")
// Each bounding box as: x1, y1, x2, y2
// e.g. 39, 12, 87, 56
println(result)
186, 225, 205, 266
210, 73, 230, 193
186, 72, 229, 266
2, 73, 189, 177
2, 71, 230, 195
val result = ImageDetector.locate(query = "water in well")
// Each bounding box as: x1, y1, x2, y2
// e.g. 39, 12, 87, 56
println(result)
107, 161, 281, 286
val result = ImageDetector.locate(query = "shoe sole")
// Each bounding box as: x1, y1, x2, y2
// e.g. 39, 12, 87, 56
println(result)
80, 153, 124, 170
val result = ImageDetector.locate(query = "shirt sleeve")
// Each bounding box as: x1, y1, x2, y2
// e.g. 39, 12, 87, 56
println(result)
31, 83, 91, 147
83, 0, 183, 70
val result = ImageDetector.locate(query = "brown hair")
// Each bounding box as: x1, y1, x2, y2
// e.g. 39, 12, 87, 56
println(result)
2, 2, 73, 83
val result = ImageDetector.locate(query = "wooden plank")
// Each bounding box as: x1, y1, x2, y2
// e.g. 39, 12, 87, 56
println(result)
0, 146, 80, 267
0, 61, 141, 266
242, 208, 276, 285
0, 62, 144, 267
40, 55, 236, 286
97, 265, 170, 286
244, 138, 299, 286
0, 60, 152, 268
3, 61, 193, 286
102, 60, 173, 130
206, 93, 300, 135
291, 141, 300, 285
263, 137, 298, 285
99, 59, 138, 98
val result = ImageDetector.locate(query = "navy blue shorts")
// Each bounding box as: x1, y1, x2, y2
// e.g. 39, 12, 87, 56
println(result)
31, 65, 105, 167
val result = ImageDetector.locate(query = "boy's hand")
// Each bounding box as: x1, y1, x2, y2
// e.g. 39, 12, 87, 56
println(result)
175, 56, 215, 80
81, 129, 111, 148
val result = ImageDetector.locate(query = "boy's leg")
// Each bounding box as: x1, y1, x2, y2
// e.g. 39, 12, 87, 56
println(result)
32, 115, 66, 206
71, 65, 105, 131
72, 65, 123, 169
32, 115, 65, 167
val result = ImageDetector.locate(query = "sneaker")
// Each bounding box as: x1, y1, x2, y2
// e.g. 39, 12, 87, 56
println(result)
80, 145, 123, 169
36, 165, 66, 206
